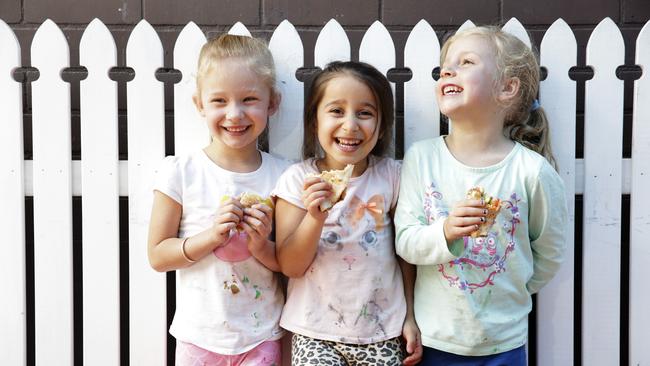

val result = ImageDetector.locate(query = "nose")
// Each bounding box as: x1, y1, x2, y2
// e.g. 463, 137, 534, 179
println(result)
341, 115, 360, 132
440, 65, 455, 78
226, 103, 243, 120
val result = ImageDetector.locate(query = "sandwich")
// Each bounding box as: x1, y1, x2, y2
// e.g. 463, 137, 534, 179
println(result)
466, 186, 501, 238
307, 164, 354, 211
220, 192, 273, 231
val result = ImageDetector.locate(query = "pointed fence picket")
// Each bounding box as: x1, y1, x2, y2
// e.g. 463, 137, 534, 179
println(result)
0, 19, 26, 366
537, 18, 577, 366
173, 22, 208, 156
403, 20, 439, 147
1, 16, 649, 366
269, 20, 304, 160
126, 19, 167, 366
629, 21, 650, 366
582, 17, 625, 366
79, 18, 121, 366
31, 19, 74, 366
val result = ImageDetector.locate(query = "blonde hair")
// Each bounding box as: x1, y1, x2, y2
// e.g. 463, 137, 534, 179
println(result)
196, 34, 277, 96
440, 26, 556, 169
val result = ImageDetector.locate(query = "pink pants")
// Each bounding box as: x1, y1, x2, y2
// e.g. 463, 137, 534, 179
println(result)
175, 340, 281, 366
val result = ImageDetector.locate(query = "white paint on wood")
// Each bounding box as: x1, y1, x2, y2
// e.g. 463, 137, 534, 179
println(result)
458, 20, 476, 32
269, 20, 304, 160
315, 19, 350, 67
0, 19, 26, 366
174, 22, 208, 156
537, 18, 577, 366
79, 18, 120, 366
359, 21, 396, 156
582, 17, 624, 366
126, 19, 167, 366
31, 19, 73, 366
228, 22, 251, 37
502, 18, 532, 48
403, 19, 439, 149
629, 20, 650, 366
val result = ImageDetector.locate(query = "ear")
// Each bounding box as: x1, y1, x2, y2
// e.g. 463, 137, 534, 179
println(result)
268, 91, 281, 116
192, 92, 206, 117
498, 77, 520, 103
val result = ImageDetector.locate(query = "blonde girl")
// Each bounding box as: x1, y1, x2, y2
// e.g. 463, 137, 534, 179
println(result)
147, 34, 288, 365
395, 26, 568, 365
274, 61, 422, 366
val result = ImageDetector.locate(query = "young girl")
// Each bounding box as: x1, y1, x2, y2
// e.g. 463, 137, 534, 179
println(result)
395, 26, 568, 364
147, 34, 288, 365
273, 61, 422, 366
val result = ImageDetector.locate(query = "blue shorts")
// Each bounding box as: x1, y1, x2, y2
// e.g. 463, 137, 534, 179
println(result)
420, 345, 526, 366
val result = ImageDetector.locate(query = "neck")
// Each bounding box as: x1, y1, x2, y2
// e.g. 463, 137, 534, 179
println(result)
445, 118, 514, 167
203, 141, 261, 173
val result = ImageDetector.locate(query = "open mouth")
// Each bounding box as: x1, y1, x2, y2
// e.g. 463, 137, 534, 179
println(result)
335, 137, 362, 151
223, 125, 250, 134
442, 85, 463, 95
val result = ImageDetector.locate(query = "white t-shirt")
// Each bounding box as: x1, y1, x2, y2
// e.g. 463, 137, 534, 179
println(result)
154, 149, 290, 355
273, 156, 406, 344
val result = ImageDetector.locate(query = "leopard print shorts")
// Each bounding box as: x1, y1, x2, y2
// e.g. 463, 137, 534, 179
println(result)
291, 333, 404, 366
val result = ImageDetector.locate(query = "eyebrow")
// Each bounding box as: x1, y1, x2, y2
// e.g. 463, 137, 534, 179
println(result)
323, 100, 377, 110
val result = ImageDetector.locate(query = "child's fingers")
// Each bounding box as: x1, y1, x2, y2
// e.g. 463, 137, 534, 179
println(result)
243, 215, 269, 235
215, 211, 242, 225
252, 203, 273, 217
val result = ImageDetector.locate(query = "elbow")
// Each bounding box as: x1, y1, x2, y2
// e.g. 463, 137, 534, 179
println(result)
148, 251, 169, 273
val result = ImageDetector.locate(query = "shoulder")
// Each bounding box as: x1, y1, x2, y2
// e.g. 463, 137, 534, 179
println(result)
157, 150, 200, 175
512, 144, 563, 186
370, 156, 401, 175
403, 137, 441, 160
261, 151, 294, 175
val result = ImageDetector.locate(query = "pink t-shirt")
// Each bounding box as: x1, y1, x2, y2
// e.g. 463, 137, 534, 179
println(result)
273, 156, 406, 344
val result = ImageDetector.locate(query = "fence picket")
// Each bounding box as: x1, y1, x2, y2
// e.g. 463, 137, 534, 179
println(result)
269, 20, 304, 160
502, 18, 532, 48
126, 19, 167, 366
537, 18, 577, 366
582, 17, 624, 366
359, 21, 395, 155
174, 22, 208, 156
79, 18, 120, 366
458, 20, 476, 32
31, 19, 73, 365
228, 21, 251, 37
629, 20, 650, 366
403, 20, 439, 148
315, 19, 350, 67
0, 19, 26, 366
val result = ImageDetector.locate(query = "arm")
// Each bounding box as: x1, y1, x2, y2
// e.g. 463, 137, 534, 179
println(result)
398, 257, 423, 365
275, 176, 332, 278
526, 164, 568, 294
394, 147, 466, 265
147, 192, 242, 272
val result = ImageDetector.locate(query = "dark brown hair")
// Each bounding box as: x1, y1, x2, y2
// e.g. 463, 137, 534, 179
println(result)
302, 61, 394, 159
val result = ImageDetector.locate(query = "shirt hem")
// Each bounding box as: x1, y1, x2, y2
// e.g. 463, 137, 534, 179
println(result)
420, 335, 526, 357
281, 322, 402, 345
171, 329, 285, 356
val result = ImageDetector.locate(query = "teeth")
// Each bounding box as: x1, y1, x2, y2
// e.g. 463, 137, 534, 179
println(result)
443, 85, 463, 95
224, 126, 248, 132
337, 138, 361, 145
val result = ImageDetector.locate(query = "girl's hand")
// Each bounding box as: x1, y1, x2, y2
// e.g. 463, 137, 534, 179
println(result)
212, 197, 243, 247
241, 203, 274, 253
402, 316, 423, 365
301, 176, 332, 221
443, 199, 487, 242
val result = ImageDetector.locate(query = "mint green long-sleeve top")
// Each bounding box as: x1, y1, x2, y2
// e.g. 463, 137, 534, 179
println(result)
395, 137, 568, 356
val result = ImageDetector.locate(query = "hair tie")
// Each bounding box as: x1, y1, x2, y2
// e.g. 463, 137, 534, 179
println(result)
530, 99, 540, 112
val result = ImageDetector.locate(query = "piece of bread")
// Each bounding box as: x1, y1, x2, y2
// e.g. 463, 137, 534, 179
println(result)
307, 164, 354, 211
239, 192, 273, 209
466, 186, 501, 238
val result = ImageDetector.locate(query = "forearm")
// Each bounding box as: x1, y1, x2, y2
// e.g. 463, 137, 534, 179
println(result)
250, 240, 281, 272
277, 214, 324, 277
396, 219, 462, 265
149, 228, 219, 272
398, 257, 416, 319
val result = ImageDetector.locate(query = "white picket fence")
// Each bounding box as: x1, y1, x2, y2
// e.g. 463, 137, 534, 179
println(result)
0, 16, 649, 366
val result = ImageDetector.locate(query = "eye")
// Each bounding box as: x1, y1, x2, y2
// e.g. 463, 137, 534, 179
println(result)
243, 96, 259, 103
328, 108, 343, 115
362, 230, 377, 245
357, 110, 375, 118
210, 97, 226, 104
461, 58, 474, 65
488, 237, 495, 245
322, 231, 341, 245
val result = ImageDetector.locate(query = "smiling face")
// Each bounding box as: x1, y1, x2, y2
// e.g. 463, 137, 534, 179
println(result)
316, 74, 380, 175
437, 35, 501, 121
194, 57, 277, 155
